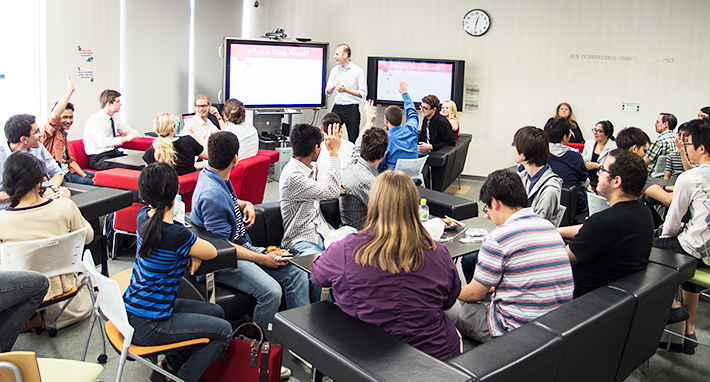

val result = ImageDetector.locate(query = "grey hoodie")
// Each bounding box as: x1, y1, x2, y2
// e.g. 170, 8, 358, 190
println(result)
518, 165, 563, 224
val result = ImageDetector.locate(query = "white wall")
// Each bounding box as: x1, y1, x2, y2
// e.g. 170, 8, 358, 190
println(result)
244, 0, 710, 176
0, 0, 44, 129
194, 0, 244, 105
45, 0, 120, 140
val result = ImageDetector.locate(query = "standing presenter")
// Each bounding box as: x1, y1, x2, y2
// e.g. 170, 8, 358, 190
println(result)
326, 44, 367, 143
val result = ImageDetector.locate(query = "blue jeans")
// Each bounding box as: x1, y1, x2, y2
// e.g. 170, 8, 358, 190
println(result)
214, 241, 309, 342
128, 299, 232, 382
0, 270, 49, 352
460, 250, 480, 284
291, 235, 326, 303
64, 171, 95, 185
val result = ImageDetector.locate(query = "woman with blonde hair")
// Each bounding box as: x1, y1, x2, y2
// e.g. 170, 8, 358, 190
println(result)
546, 102, 584, 143
223, 99, 258, 160
441, 100, 460, 139
312, 170, 462, 361
143, 112, 208, 175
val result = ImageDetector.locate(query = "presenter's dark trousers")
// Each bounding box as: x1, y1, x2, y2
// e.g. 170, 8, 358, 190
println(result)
332, 104, 361, 143
87, 149, 126, 171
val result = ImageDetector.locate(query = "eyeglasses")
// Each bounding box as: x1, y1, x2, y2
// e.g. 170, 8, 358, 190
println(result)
684, 141, 693, 147
597, 165, 611, 175
482, 205, 489, 215
195, 104, 210, 109
591, 129, 604, 133
420, 104, 432, 111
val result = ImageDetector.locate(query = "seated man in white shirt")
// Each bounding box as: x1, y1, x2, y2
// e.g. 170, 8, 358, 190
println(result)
82, 89, 140, 170
653, 119, 710, 354
279, 123, 342, 302
1, 114, 70, 210
182, 94, 225, 146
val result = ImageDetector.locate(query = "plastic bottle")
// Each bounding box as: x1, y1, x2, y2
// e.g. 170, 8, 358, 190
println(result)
174, 194, 186, 225
419, 198, 430, 221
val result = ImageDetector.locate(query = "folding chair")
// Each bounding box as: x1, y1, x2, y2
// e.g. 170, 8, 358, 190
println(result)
395, 155, 429, 187
650, 155, 668, 178
111, 202, 145, 259
82, 251, 211, 382
0, 351, 103, 382
587, 191, 610, 217
0, 226, 90, 337
663, 268, 710, 351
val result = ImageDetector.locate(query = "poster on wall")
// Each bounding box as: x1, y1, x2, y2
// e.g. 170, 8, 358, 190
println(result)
77, 66, 95, 84
464, 99, 479, 113
77, 46, 94, 63
621, 98, 641, 113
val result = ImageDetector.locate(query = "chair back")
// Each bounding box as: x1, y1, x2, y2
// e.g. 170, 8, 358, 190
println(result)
395, 155, 429, 184
650, 155, 668, 178
0, 351, 42, 382
587, 192, 610, 216
82, 250, 134, 345
553, 205, 566, 228
0, 226, 89, 278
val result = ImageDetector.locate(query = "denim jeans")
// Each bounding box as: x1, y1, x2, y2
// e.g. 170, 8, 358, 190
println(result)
214, 241, 309, 342
0, 270, 49, 352
460, 250, 480, 284
64, 171, 94, 185
291, 235, 325, 303
128, 299, 232, 382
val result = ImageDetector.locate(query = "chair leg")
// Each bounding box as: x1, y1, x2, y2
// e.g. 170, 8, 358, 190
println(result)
111, 231, 118, 260
130, 352, 186, 382
642, 358, 650, 382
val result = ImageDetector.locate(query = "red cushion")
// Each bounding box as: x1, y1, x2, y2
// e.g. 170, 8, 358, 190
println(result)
566, 142, 584, 152
67, 140, 89, 170
230, 154, 271, 205
257, 149, 279, 164
115, 203, 146, 233
121, 137, 155, 151
94, 168, 141, 191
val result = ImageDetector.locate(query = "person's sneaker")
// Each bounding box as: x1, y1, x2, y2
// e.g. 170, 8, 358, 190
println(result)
666, 306, 689, 325
682, 333, 698, 355
280, 365, 292, 380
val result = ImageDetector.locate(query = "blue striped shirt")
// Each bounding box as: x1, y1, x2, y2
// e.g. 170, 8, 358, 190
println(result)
474, 208, 574, 337
123, 207, 196, 319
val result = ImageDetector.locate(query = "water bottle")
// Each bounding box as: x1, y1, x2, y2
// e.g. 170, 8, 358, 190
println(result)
174, 194, 186, 225
419, 198, 430, 221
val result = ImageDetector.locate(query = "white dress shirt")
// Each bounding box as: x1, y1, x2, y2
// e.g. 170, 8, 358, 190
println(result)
326, 61, 367, 105
181, 116, 219, 143
83, 110, 137, 156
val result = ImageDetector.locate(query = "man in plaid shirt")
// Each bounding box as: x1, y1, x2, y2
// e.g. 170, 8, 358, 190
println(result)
645, 113, 678, 173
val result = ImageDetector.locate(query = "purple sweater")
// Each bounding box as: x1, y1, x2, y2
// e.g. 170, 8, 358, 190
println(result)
311, 232, 462, 360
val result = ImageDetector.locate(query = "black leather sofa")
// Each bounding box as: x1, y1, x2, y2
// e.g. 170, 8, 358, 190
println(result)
426, 134, 472, 192
177, 189, 478, 327
272, 248, 696, 382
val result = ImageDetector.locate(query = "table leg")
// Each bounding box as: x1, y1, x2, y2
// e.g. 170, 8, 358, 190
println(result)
311, 368, 324, 382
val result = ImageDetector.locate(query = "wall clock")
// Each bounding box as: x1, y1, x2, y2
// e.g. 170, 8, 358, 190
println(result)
463, 9, 490, 36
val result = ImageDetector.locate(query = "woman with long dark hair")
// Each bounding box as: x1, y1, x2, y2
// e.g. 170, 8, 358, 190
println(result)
582, 120, 617, 192
123, 163, 231, 382
311, 170, 462, 361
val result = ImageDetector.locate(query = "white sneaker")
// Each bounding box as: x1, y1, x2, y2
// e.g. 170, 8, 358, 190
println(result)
280, 365, 292, 380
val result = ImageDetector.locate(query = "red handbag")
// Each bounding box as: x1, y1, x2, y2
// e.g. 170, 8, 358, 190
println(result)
201, 323, 283, 382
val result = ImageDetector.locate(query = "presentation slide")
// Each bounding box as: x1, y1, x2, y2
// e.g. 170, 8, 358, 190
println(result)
228, 43, 324, 106
376, 60, 454, 104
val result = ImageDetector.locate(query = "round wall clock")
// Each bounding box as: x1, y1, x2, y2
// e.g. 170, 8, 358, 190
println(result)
463, 9, 491, 36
